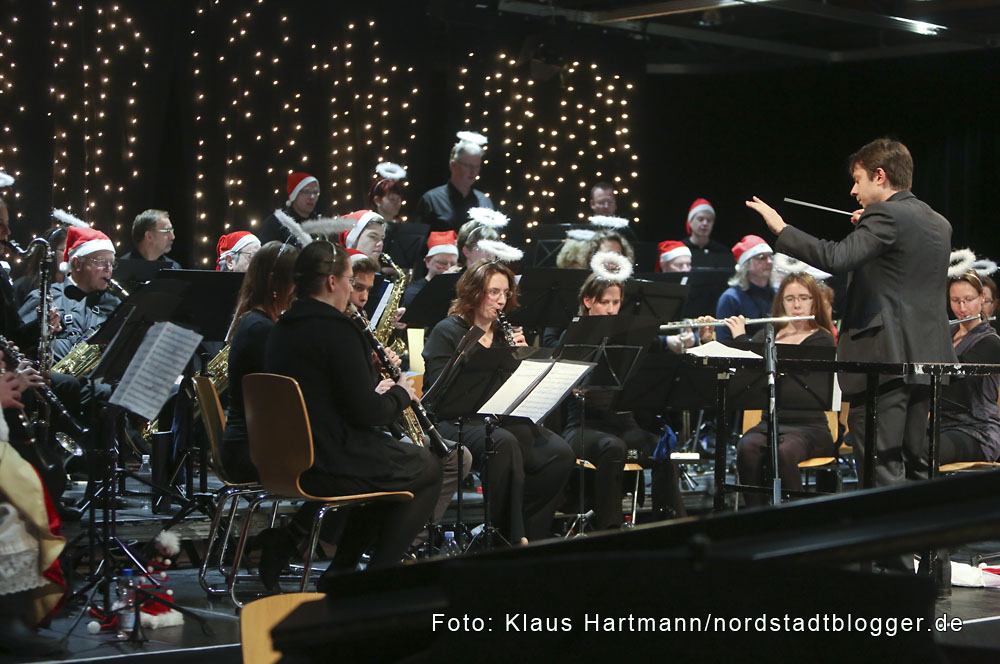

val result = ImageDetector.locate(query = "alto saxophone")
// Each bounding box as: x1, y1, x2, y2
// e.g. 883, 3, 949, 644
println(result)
375, 253, 408, 358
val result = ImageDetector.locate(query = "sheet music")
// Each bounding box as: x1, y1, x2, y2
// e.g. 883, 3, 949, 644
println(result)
687, 340, 762, 359
110, 322, 203, 420
370, 283, 395, 331
478, 359, 550, 416
509, 361, 593, 423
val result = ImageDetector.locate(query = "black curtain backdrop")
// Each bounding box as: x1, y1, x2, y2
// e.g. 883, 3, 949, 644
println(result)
0, 1, 997, 269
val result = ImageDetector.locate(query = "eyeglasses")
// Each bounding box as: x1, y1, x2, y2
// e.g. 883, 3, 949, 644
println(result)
782, 294, 813, 304
300, 189, 320, 198
485, 288, 512, 300
349, 278, 371, 293
455, 161, 480, 172
156, 227, 174, 234
751, 254, 773, 263
87, 257, 114, 269
950, 296, 981, 307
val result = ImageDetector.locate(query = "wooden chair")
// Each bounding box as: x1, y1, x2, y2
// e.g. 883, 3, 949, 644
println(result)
240, 592, 325, 664
229, 373, 413, 606
739, 409, 845, 492
192, 376, 269, 598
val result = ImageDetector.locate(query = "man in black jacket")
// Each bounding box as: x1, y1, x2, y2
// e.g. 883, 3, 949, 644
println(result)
747, 138, 956, 487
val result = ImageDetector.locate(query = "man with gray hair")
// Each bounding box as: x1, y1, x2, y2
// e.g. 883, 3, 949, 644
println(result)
412, 137, 493, 233
714, 234, 775, 342
119, 209, 180, 268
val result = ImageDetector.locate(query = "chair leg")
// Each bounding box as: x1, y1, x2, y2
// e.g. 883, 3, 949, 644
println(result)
301, 503, 339, 591
199, 486, 250, 596
229, 494, 268, 608
215, 493, 249, 578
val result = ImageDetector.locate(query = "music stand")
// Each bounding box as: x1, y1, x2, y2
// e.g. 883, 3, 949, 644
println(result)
506, 268, 589, 331
112, 258, 164, 294
621, 279, 687, 321
425, 344, 547, 551
556, 315, 644, 535
399, 273, 460, 329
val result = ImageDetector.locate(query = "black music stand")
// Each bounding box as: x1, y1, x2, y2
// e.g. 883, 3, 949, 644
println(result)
621, 279, 687, 321
424, 344, 546, 551
556, 316, 643, 535
506, 268, 589, 331
399, 273, 460, 329
111, 258, 163, 294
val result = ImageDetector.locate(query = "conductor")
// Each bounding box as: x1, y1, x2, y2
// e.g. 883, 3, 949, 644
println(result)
745, 138, 956, 487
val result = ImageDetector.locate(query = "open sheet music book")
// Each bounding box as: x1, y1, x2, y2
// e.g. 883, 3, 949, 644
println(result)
478, 358, 594, 423
109, 321, 203, 420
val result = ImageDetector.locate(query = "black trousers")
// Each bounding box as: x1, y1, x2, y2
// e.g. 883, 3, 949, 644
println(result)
437, 419, 573, 542
936, 429, 987, 466
296, 449, 442, 569
736, 422, 833, 507
848, 381, 931, 487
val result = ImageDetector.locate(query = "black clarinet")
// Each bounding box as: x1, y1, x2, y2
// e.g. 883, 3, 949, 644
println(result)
0, 333, 88, 439
350, 311, 452, 459
496, 311, 517, 346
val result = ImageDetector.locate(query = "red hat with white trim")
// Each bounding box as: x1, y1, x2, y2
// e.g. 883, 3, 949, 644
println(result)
731, 235, 772, 267
64, 226, 114, 265
340, 210, 384, 248
426, 231, 459, 259
686, 198, 715, 234
286, 172, 318, 207
655, 240, 691, 272
216, 231, 259, 270
346, 248, 369, 264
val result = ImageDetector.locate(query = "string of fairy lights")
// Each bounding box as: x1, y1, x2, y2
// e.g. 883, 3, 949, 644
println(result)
0, 1, 639, 266
458, 51, 638, 245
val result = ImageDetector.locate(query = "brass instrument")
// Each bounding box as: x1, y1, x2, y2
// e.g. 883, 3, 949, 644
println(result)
49, 277, 131, 378
376, 253, 408, 358
351, 310, 450, 458
496, 311, 517, 346
142, 344, 230, 441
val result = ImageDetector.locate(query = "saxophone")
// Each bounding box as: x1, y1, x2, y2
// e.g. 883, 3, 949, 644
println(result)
50, 278, 130, 378
375, 253, 408, 358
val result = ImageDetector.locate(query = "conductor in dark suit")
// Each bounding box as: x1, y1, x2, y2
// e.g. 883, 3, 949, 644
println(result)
745, 138, 956, 487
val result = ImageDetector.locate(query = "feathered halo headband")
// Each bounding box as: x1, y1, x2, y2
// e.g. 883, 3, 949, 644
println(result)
468, 207, 508, 228
566, 229, 596, 241
950, 248, 998, 279
375, 162, 407, 181
590, 250, 633, 282
272, 209, 313, 247
52, 209, 90, 227
300, 216, 355, 240
588, 215, 629, 229
477, 239, 523, 263
0, 172, 13, 188
456, 130, 488, 146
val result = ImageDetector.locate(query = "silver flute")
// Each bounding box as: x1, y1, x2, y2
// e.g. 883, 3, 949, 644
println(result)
950, 314, 996, 325
659, 315, 815, 332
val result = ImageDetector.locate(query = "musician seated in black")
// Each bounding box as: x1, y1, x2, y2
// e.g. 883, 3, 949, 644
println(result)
561, 272, 687, 528
20, 227, 120, 364
423, 260, 574, 543
263, 241, 441, 575
722, 272, 836, 507
935, 271, 1000, 464
221, 241, 299, 483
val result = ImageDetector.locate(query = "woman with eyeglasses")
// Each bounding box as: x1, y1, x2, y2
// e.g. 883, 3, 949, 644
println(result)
935, 271, 1000, 465
221, 241, 300, 483
722, 272, 836, 507
422, 259, 574, 543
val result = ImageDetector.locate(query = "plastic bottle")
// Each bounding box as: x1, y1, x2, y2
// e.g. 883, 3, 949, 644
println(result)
116, 569, 137, 639
440, 531, 462, 558
136, 455, 152, 511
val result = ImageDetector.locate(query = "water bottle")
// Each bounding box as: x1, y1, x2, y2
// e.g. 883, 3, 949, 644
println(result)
440, 531, 462, 558
116, 569, 137, 638
136, 455, 152, 511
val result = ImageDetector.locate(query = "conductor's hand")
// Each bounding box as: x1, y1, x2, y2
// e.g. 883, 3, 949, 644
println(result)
851, 209, 864, 226
695, 315, 716, 344
745, 196, 787, 235
375, 378, 396, 395
723, 315, 747, 339
396, 374, 418, 402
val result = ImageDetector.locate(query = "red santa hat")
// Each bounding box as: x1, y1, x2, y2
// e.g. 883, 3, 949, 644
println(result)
686, 198, 715, 234
346, 248, 369, 264
339, 209, 384, 248
426, 231, 459, 259
286, 172, 318, 207
655, 240, 692, 272
732, 235, 772, 267
215, 231, 259, 270
64, 226, 114, 266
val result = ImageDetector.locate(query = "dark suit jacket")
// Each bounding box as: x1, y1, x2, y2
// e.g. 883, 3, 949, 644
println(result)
775, 190, 956, 393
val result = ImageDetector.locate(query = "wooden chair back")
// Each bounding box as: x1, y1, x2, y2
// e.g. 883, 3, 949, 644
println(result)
193, 376, 231, 483
240, 592, 325, 664
243, 373, 314, 498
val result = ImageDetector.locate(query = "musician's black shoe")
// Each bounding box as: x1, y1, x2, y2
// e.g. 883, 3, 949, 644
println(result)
257, 527, 295, 593
0, 592, 64, 657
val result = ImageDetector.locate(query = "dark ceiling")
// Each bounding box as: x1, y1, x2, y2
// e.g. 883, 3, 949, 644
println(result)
493, 0, 1000, 73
